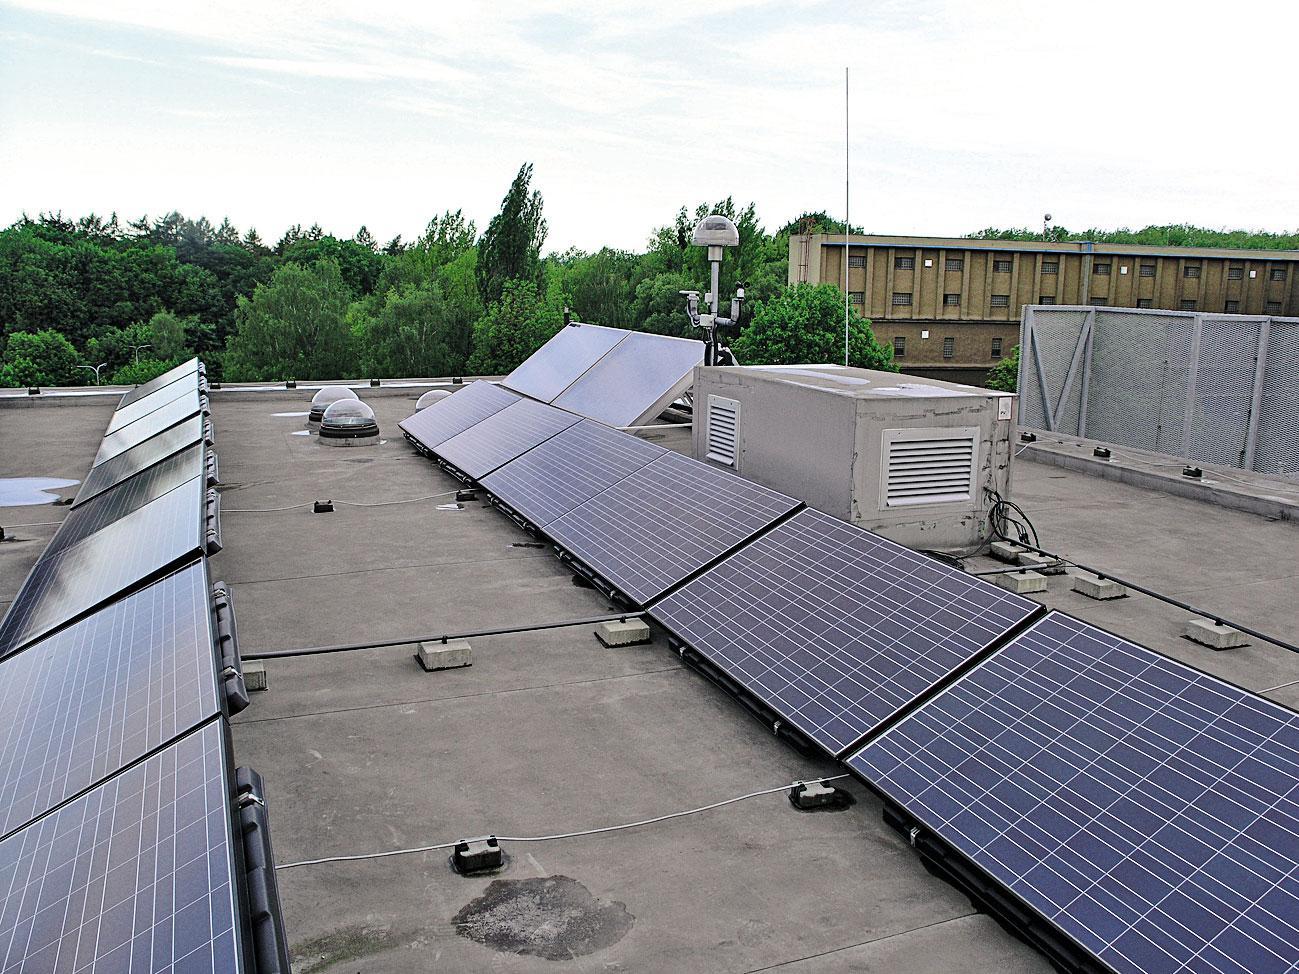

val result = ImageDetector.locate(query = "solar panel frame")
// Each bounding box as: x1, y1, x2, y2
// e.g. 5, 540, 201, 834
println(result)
115, 357, 201, 408
848, 611, 1299, 974
650, 508, 1044, 757
545, 451, 802, 607
551, 331, 703, 428
105, 371, 201, 434
0, 719, 248, 973
500, 324, 629, 402
94, 392, 205, 466
397, 380, 521, 453
433, 398, 582, 480
480, 418, 668, 529
0, 559, 220, 840
74, 415, 207, 506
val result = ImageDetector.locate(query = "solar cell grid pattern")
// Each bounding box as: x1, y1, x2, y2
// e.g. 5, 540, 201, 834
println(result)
434, 398, 581, 480
650, 508, 1041, 756
480, 419, 667, 528
849, 612, 1299, 974
94, 393, 202, 466
106, 375, 200, 435
500, 324, 628, 402
0, 720, 243, 973
545, 451, 801, 606
43, 446, 204, 559
0, 477, 203, 657
75, 417, 205, 506
116, 358, 199, 408
397, 380, 520, 451
0, 560, 217, 840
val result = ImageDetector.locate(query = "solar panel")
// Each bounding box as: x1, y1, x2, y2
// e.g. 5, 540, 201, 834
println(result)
480, 419, 667, 529
0, 719, 246, 972
105, 371, 201, 434
44, 445, 205, 558
0, 476, 205, 656
501, 324, 629, 402
94, 392, 205, 466
545, 451, 801, 606
116, 357, 201, 408
0, 560, 219, 839
75, 415, 208, 506
551, 331, 702, 428
434, 398, 581, 480
398, 380, 520, 452
650, 509, 1043, 756
848, 611, 1299, 974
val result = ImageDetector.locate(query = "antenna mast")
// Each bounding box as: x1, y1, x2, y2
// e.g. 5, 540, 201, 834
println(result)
844, 66, 850, 367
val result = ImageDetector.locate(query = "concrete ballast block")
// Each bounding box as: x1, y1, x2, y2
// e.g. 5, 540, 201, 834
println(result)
1071, 571, 1127, 600
989, 540, 1025, 563
995, 570, 1047, 594
1017, 551, 1066, 575
243, 660, 268, 692
417, 638, 473, 671
595, 619, 652, 648
1185, 619, 1248, 651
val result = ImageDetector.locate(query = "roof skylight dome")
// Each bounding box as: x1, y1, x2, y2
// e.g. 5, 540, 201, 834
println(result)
319, 399, 379, 445
308, 386, 359, 426
415, 390, 452, 412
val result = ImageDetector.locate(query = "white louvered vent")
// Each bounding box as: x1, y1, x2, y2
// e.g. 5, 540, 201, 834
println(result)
706, 395, 741, 468
882, 427, 979, 507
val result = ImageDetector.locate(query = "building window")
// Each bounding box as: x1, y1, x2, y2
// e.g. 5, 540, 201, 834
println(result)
1039, 295, 1056, 305
1225, 300, 1240, 313
992, 338, 1003, 358
1271, 267, 1287, 281
942, 337, 955, 358
892, 292, 912, 306
993, 259, 1013, 273
945, 257, 964, 272
990, 294, 1010, 308
1091, 298, 1108, 306
849, 291, 864, 304
848, 255, 866, 268
895, 256, 915, 270
1267, 301, 1282, 314
893, 337, 906, 356
943, 293, 961, 306
1180, 299, 1197, 311
1140, 264, 1156, 277
1094, 263, 1111, 275
1041, 261, 1059, 274
1184, 264, 1201, 278
1228, 267, 1244, 280
1137, 298, 1153, 308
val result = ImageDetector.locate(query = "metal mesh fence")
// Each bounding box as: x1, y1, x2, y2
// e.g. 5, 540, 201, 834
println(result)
1019, 306, 1299, 478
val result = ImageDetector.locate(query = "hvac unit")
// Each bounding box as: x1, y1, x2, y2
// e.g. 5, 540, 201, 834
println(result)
693, 365, 1016, 553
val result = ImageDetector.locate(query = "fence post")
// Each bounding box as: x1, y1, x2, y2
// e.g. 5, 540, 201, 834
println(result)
1243, 317, 1272, 470
1027, 308, 1055, 432
1182, 314, 1204, 458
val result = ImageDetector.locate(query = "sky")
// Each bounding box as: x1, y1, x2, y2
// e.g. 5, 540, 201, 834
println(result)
2, 0, 1298, 254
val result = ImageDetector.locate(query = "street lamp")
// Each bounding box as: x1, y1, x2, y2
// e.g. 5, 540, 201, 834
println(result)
76, 363, 108, 385
129, 343, 152, 364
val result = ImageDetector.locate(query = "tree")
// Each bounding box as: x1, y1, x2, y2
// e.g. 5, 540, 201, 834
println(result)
110, 356, 184, 386
731, 282, 895, 371
145, 310, 191, 360
985, 344, 1020, 392
0, 330, 80, 386
355, 283, 469, 379
475, 163, 547, 304
224, 259, 354, 380
466, 279, 566, 375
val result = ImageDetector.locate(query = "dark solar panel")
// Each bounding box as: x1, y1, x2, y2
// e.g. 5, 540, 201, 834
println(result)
550, 331, 702, 427
651, 508, 1042, 756
0, 560, 218, 839
116, 357, 201, 408
501, 324, 628, 402
434, 398, 581, 480
849, 611, 1299, 974
0, 476, 204, 656
545, 451, 801, 606
105, 372, 201, 434
94, 392, 204, 466
398, 380, 520, 452
75, 416, 207, 506
0, 720, 245, 972
44, 446, 204, 558
480, 419, 667, 528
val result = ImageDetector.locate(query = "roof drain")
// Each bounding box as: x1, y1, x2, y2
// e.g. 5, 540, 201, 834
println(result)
236, 767, 291, 974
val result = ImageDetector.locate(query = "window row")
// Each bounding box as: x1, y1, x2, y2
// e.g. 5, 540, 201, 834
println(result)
868, 256, 1291, 283
890, 337, 1004, 359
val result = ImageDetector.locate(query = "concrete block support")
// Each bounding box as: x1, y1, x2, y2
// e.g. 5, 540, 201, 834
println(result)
417, 638, 473, 671
994, 571, 1047, 594
989, 541, 1025, 563
1185, 620, 1248, 651
243, 661, 268, 692
1017, 551, 1066, 575
595, 619, 652, 648
1070, 570, 1127, 600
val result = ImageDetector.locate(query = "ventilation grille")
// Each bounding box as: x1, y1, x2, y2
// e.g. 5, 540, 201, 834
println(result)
706, 395, 740, 468
883, 428, 979, 507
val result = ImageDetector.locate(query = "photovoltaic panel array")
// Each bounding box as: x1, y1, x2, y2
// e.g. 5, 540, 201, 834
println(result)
550, 330, 702, 428
105, 372, 201, 434
0, 560, 218, 839
545, 451, 802, 606
434, 398, 581, 480
398, 380, 520, 453
480, 418, 667, 529
75, 414, 209, 506
0, 720, 246, 973
501, 324, 628, 402
849, 611, 1299, 974
115, 357, 201, 408
651, 508, 1043, 756
94, 391, 206, 466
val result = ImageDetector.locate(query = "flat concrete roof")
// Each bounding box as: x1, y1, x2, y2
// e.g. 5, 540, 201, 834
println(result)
802, 232, 1299, 261
2, 388, 1296, 973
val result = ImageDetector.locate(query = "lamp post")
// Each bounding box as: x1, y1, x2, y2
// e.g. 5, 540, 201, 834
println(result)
76, 363, 108, 385
129, 343, 152, 364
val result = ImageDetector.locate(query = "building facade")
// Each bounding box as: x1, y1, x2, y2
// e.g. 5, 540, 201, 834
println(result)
790, 233, 1299, 379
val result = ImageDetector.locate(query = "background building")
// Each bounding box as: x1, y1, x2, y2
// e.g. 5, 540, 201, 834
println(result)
790, 233, 1299, 383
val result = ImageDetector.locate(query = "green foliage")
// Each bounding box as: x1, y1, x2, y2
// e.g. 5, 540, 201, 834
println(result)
146, 310, 189, 360
110, 356, 185, 386
0, 329, 80, 386
967, 224, 1299, 250
466, 279, 566, 375
732, 283, 895, 372
476, 164, 547, 304
632, 271, 698, 338
224, 260, 354, 381
985, 344, 1020, 392
354, 283, 471, 379
280, 236, 384, 296
554, 248, 642, 329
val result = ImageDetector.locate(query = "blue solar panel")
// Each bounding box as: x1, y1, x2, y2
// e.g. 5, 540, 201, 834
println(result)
651, 509, 1042, 756
848, 611, 1299, 974
398, 380, 520, 452
434, 398, 581, 480
501, 324, 628, 402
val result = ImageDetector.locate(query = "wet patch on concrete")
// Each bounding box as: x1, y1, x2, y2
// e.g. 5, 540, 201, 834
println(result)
289, 921, 419, 973
452, 876, 634, 960
0, 477, 78, 506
